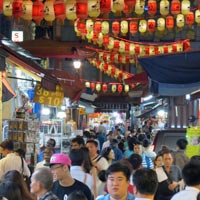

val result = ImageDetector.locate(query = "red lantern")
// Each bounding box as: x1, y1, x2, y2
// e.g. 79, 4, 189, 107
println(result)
118, 72, 123, 81
163, 45, 168, 53
118, 84, 123, 93
76, 0, 88, 19
103, 35, 109, 46
103, 63, 108, 72
32, 0, 44, 25
172, 44, 177, 52
0, 0, 3, 13
110, 53, 115, 63
171, 0, 180, 15
111, 67, 116, 77
148, 0, 157, 16
118, 55, 122, 63
103, 53, 107, 61
166, 16, 174, 29
100, 0, 111, 14
77, 21, 87, 36
92, 32, 99, 43
183, 40, 191, 51
130, 21, 138, 35
186, 12, 194, 26
102, 84, 108, 92
112, 21, 120, 36
114, 40, 120, 49
12, 0, 23, 19
54, 0, 66, 23
135, 45, 140, 54
154, 46, 159, 55
145, 46, 150, 55
90, 82, 95, 91
147, 19, 156, 32
94, 21, 102, 33
125, 0, 136, 7
125, 43, 130, 53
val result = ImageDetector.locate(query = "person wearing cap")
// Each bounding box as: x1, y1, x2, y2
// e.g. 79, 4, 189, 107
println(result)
0, 139, 30, 180
50, 153, 93, 200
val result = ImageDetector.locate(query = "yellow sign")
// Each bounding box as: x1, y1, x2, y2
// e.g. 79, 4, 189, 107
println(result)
34, 83, 64, 107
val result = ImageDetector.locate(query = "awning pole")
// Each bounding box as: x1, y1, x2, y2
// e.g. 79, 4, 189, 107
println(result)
0, 72, 2, 142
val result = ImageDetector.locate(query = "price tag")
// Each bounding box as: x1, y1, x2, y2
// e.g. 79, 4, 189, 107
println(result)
33, 83, 64, 106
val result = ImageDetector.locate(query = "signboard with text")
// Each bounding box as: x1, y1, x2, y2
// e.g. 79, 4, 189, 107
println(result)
34, 83, 64, 107
12, 31, 23, 42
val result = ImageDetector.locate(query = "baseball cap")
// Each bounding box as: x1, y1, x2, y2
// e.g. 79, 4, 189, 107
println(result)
50, 153, 71, 166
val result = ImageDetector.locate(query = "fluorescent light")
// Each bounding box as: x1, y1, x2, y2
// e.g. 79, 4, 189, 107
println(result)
41, 108, 50, 115
143, 95, 153, 101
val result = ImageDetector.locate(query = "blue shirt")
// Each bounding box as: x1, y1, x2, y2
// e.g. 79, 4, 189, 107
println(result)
97, 192, 135, 200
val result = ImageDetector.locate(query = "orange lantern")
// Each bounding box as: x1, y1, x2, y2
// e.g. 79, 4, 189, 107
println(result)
12, 0, 23, 19
76, 0, 88, 19
171, 0, 181, 15
160, 0, 169, 16
139, 19, 147, 33
112, 21, 120, 36
121, 20, 128, 36
54, 0, 66, 23
22, 0, 33, 21
195, 10, 200, 24
32, 0, 44, 25
96, 83, 101, 92
103, 35, 109, 46
181, 0, 190, 15
166, 15, 174, 29
147, 19, 156, 32
112, 84, 117, 93
118, 84, 123, 93
88, 0, 100, 18
135, 0, 145, 15
44, 0, 55, 23
100, 0, 111, 14
148, 0, 157, 16
3, 0, 13, 17
124, 84, 129, 93
66, 0, 77, 21
90, 82, 95, 91
186, 12, 194, 26
157, 17, 165, 31
94, 21, 102, 33
102, 84, 108, 92
130, 21, 138, 35
176, 14, 184, 28
85, 82, 90, 87
101, 21, 109, 35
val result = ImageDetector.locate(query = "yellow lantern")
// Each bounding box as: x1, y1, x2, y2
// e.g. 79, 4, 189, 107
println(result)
168, 45, 172, 53
129, 43, 135, 55
107, 37, 114, 50
177, 43, 183, 52
85, 82, 90, 87
3, 0, 12, 17
86, 31, 94, 42
44, 0, 55, 23
195, 10, 200, 24
114, 54, 119, 63
86, 19, 94, 32
74, 19, 81, 36
112, 0, 124, 12
66, 0, 77, 20
149, 46, 155, 55
22, 0, 33, 21
102, 21, 109, 35
129, 56, 135, 64
112, 84, 117, 93
107, 65, 112, 75
98, 52, 103, 61
96, 83, 101, 92
119, 41, 125, 53
124, 84, 129, 93
97, 32, 103, 46
160, 0, 169, 16
176, 14, 184, 28
121, 55, 126, 64
88, 0, 100, 17
121, 20, 128, 36
181, 0, 190, 15
114, 68, 120, 79
157, 17, 165, 31
139, 19, 147, 33
158, 46, 164, 54
135, 0, 145, 15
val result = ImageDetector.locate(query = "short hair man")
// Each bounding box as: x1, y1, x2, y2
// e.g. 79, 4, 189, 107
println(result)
97, 161, 135, 200
171, 161, 200, 200
0, 139, 30, 180
50, 153, 93, 200
133, 168, 158, 200
155, 150, 182, 200
31, 167, 59, 200
71, 137, 85, 149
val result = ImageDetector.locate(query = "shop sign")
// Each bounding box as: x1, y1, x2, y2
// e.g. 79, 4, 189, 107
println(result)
34, 83, 64, 106
12, 31, 23, 42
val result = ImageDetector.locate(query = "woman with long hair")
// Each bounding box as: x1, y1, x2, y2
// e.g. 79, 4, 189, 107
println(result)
101, 147, 115, 165
2, 170, 34, 200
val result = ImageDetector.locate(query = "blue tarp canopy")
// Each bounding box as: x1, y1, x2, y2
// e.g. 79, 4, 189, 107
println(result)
138, 51, 200, 96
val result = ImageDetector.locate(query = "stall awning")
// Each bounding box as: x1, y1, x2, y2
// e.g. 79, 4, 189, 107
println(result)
138, 51, 200, 96
0, 35, 58, 90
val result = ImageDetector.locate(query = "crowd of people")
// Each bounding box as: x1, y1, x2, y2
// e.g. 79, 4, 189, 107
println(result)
0, 123, 199, 200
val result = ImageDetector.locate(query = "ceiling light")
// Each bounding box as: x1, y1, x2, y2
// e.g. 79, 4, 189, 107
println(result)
73, 60, 81, 69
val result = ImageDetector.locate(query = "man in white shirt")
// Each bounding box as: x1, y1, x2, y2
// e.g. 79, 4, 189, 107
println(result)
133, 168, 158, 200
0, 139, 30, 180
171, 161, 200, 200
